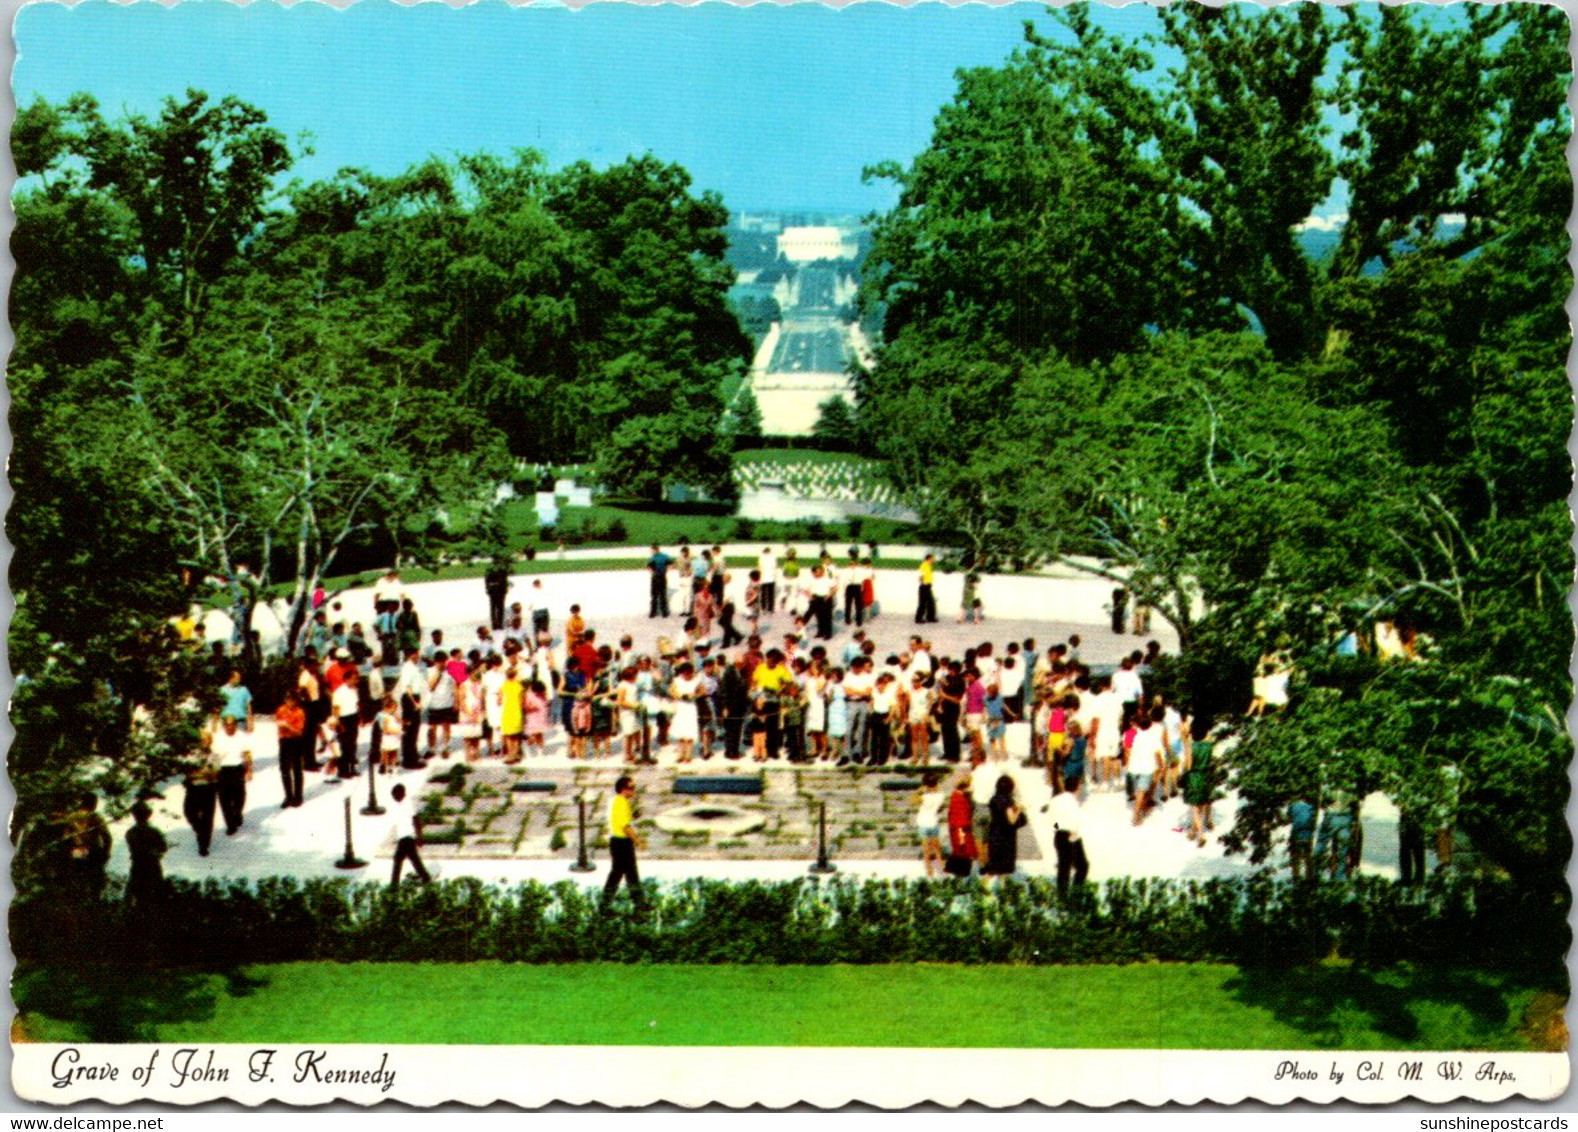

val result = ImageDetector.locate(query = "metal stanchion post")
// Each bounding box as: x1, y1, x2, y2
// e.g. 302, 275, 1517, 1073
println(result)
336, 796, 367, 869
809, 798, 837, 875
570, 791, 596, 873
361, 745, 385, 817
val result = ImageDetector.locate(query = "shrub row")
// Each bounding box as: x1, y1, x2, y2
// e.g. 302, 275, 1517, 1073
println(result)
14, 872, 1566, 972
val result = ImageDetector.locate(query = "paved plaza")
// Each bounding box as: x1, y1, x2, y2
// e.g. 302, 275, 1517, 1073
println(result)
116, 563, 1408, 889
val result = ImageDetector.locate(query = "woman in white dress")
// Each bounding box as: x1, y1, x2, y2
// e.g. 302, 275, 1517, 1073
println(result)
804, 664, 828, 761
668, 662, 701, 764
616, 667, 642, 765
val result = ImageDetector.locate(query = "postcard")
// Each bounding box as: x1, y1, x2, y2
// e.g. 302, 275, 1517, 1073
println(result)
7, 0, 1572, 1109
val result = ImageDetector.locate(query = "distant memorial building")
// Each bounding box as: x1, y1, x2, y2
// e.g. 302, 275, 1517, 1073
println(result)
743, 222, 869, 437
776, 225, 858, 265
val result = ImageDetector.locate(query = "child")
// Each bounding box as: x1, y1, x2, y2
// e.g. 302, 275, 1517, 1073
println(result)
749, 694, 771, 763
984, 683, 1012, 763
523, 679, 550, 758
377, 695, 403, 773
1045, 696, 1071, 783
915, 771, 946, 878
316, 712, 340, 776
1061, 721, 1087, 799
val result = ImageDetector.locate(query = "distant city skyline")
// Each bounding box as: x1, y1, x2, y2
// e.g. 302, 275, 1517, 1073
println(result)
14, 1, 1156, 215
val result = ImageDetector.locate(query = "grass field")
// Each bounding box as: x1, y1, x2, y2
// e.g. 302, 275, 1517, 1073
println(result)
498, 499, 915, 551
14, 962, 1557, 1050
732, 447, 871, 466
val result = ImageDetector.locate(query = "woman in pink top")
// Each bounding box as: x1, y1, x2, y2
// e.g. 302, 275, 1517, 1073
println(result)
964, 669, 987, 764
522, 680, 551, 757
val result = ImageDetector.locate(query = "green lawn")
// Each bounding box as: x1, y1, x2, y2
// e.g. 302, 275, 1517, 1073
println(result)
498, 498, 915, 552
732, 447, 875, 467
14, 962, 1554, 1050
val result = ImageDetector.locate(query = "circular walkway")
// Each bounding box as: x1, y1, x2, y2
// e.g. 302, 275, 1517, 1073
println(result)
133, 565, 1406, 889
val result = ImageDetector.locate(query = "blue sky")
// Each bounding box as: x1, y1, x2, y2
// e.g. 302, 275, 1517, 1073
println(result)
14, 0, 1166, 214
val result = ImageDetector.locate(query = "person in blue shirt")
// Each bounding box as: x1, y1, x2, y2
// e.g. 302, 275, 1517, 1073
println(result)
648, 545, 673, 618
218, 669, 254, 732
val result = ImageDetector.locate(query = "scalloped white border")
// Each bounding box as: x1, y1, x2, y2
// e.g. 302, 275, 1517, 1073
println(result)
13, 1044, 1570, 1106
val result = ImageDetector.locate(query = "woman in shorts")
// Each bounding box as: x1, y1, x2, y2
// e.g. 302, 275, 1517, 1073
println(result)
914, 771, 946, 878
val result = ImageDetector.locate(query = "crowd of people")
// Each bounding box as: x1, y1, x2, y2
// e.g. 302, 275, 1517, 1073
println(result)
170, 546, 1224, 888
58, 545, 1411, 901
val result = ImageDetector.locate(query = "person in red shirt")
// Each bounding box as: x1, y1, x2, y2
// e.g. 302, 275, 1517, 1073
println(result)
324, 649, 357, 693
946, 772, 978, 877
274, 688, 308, 809
573, 630, 602, 680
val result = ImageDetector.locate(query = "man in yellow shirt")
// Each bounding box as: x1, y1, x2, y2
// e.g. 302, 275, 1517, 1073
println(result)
602, 776, 644, 908
751, 649, 795, 759
916, 553, 938, 624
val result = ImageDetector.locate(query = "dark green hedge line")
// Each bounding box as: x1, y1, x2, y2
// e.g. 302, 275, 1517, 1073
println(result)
15, 873, 1568, 973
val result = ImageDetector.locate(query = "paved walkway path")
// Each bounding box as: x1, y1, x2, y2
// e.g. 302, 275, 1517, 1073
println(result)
137, 572, 1406, 890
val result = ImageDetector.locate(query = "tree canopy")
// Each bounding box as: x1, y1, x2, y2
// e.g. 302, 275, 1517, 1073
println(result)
10, 91, 749, 818
857, 3, 1572, 885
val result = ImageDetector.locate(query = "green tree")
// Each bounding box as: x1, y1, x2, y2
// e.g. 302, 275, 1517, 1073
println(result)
724, 385, 764, 445
120, 263, 511, 654
60, 90, 291, 338
811, 395, 858, 448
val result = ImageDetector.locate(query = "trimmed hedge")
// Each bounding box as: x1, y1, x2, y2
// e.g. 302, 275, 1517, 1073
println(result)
14, 872, 1567, 973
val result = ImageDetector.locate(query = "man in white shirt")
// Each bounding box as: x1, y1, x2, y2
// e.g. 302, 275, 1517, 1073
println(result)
998, 655, 1020, 714
808, 566, 836, 640
529, 579, 551, 639
389, 783, 431, 886
841, 550, 865, 626
372, 568, 405, 616
393, 648, 429, 768
1128, 711, 1166, 825
1112, 656, 1145, 712
1046, 787, 1088, 894
331, 669, 362, 779
841, 660, 876, 765
211, 716, 253, 837
974, 643, 999, 693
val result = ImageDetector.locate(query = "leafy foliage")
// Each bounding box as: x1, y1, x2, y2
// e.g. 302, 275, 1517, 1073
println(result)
14, 872, 1563, 977
855, 4, 1571, 887
10, 95, 752, 824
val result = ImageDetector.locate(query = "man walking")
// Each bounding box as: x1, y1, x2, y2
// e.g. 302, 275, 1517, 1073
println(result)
1047, 785, 1089, 895
389, 783, 431, 886
648, 544, 673, 618
602, 776, 644, 908
211, 716, 253, 837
